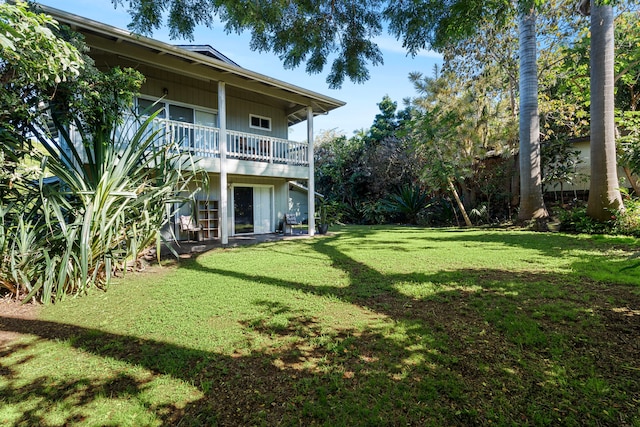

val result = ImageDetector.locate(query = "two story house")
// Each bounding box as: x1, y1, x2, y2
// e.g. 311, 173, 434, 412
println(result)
42, 5, 345, 245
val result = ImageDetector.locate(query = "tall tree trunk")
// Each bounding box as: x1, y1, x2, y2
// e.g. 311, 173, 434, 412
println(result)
517, 7, 548, 221
447, 177, 473, 226
431, 138, 473, 226
586, 1, 623, 220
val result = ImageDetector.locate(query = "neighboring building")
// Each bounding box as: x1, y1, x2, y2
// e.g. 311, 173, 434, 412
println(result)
543, 137, 635, 197
42, 5, 345, 244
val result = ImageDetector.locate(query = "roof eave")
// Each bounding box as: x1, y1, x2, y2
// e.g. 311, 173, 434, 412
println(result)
36, 3, 345, 118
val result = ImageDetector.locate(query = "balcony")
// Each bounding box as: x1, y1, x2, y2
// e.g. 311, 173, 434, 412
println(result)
138, 117, 310, 167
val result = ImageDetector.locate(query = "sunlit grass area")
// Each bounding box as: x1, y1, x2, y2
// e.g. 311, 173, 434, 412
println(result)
2, 225, 639, 426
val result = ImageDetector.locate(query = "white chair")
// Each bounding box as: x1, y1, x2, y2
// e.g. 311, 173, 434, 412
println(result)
179, 215, 202, 241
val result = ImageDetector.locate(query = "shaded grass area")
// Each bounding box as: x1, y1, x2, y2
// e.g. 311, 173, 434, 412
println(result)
1, 226, 639, 426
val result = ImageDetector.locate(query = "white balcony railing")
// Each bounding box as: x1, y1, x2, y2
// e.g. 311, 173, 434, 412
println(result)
225, 129, 308, 165
115, 115, 309, 166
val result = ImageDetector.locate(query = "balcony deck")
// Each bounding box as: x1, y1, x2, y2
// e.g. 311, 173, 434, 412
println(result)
157, 118, 308, 164
111, 116, 310, 178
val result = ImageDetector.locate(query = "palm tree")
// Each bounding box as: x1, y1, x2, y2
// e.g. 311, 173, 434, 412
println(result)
517, 4, 548, 221
580, 0, 623, 220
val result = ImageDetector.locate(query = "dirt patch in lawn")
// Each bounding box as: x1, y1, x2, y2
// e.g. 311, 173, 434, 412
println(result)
0, 296, 41, 346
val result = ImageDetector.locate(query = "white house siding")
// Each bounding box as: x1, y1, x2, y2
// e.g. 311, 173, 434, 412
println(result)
544, 140, 632, 194
94, 57, 290, 140
140, 69, 219, 111
94, 58, 219, 111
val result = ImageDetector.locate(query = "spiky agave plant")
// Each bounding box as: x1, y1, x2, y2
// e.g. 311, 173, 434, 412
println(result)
10, 111, 208, 303
0, 139, 68, 301
381, 185, 431, 225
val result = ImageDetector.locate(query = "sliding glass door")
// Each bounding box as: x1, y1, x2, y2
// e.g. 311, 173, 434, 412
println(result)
233, 187, 254, 234
232, 185, 273, 235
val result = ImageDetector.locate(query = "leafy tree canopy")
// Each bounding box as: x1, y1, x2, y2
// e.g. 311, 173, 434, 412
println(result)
0, 1, 84, 140
111, 0, 511, 88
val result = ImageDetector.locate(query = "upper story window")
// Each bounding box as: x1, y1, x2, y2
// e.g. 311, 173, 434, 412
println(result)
249, 114, 271, 131
138, 98, 166, 118
169, 104, 194, 123
137, 97, 217, 127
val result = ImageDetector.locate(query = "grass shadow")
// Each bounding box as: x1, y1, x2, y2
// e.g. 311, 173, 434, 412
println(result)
2, 227, 639, 425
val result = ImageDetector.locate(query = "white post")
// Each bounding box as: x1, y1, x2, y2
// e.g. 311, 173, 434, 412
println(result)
307, 106, 315, 236
219, 81, 229, 245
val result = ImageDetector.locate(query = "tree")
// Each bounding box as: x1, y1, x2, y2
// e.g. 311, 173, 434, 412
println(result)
544, 7, 640, 197
112, 0, 510, 88
408, 71, 493, 227
0, 1, 84, 193
517, 4, 549, 220
314, 97, 422, 224
578, 0, 624, 220
439, 1, 588, 220
613, 11, 640, 194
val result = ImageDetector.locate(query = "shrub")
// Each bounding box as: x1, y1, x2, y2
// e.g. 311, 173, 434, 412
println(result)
469, 204, 489, 224
417, 196, 456, 226
359, 200, 388, 224
381, 185, 430, 224
613, 197, 640, 237
1, 114, 206, 303
558, 206, 615, 234
557, 198, 640, 237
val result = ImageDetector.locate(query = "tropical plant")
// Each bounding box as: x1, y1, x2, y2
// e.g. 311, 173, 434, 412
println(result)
612, 191, 640, 236
557, 205, 616, 234
355, 200, 385, 225
0, 2, 211, 303
469, 204, 489, 224
317, 199, 341, 227
314, 98, 421, 224
415, 196, 456, 226
1, 111, 206, 303
618, 111, 640, 193
0, 1, 84, 206
408, 70, 488, 227
382, 185, 430, 225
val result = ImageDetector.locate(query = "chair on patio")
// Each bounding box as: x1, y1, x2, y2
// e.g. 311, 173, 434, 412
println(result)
179, 215, 202, 241
284, 213, 300, 235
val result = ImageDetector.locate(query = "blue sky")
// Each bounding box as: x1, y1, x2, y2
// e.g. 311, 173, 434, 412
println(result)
38, 0, 442, 139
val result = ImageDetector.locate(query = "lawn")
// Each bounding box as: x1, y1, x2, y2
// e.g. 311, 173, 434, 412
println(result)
1, 225, 639, 426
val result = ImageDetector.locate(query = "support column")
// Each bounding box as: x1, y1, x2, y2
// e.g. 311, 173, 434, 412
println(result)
307, 106, 315, 236
218, 81, 229, 245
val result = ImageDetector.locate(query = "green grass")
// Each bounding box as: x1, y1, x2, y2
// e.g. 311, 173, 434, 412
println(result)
2, 225, 639, 426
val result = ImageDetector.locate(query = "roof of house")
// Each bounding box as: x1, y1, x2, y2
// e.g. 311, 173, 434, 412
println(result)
37, 4, 345, 126
289, 181, 324, 198
173, 45, 240, 67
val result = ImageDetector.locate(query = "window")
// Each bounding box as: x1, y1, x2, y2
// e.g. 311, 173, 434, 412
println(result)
138, 98, 217, 126
195, 110, 217, 127
138, 98, 165, 118
249, 114, 271, 131
169, 104, 194, 123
